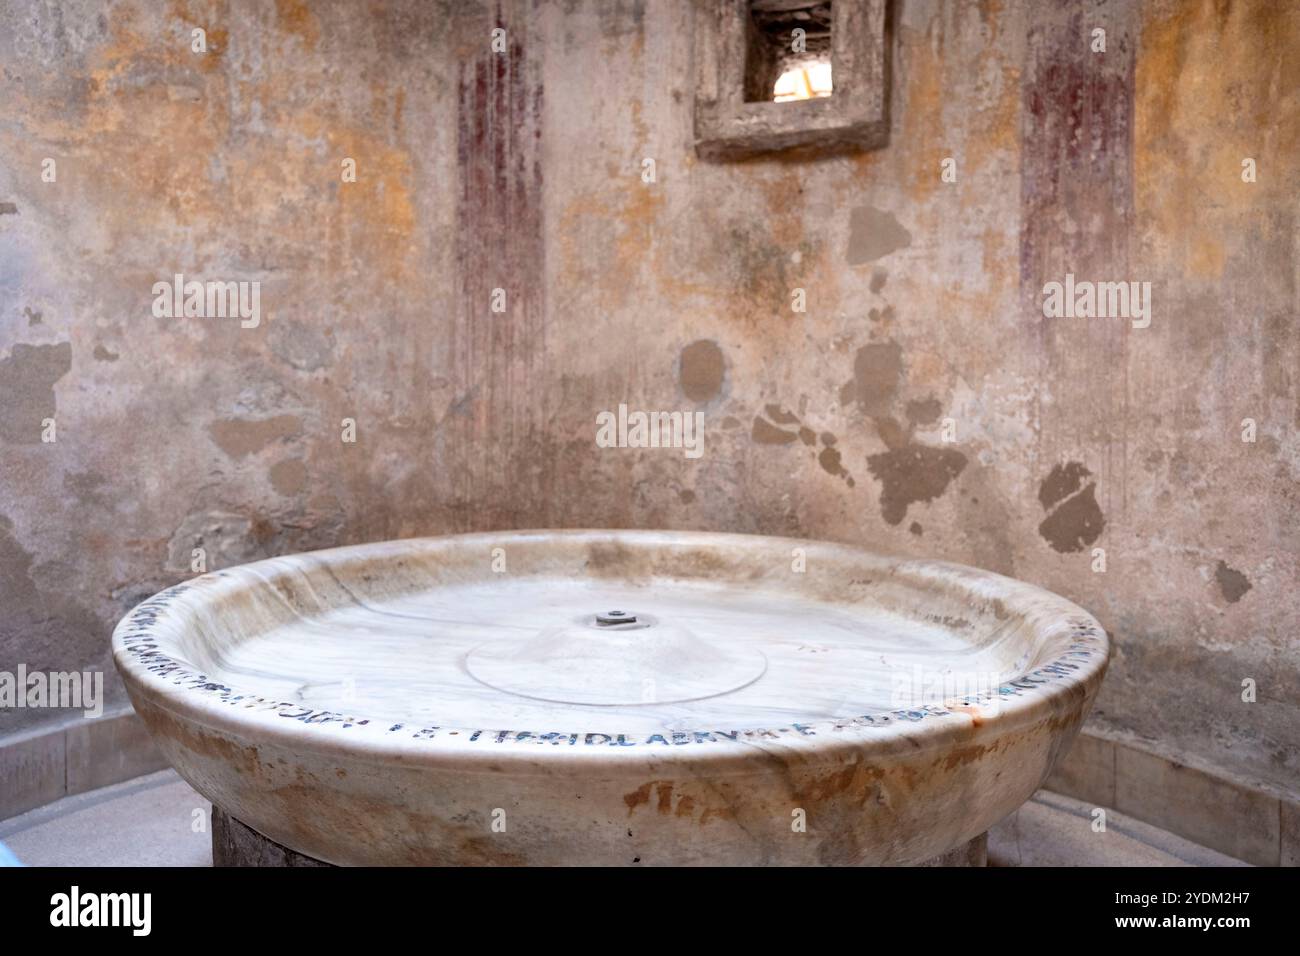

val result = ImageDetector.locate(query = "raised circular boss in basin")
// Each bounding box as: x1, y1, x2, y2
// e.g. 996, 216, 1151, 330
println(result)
112, 530, 1109, 866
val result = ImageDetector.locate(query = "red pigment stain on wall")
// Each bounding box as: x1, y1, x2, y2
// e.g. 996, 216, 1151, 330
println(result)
1019, 6, 1135, 297
1019, 2, 1136, 519
453, 18, 547, 527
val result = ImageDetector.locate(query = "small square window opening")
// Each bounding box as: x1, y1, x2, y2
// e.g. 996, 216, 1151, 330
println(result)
745, 1, 834, 103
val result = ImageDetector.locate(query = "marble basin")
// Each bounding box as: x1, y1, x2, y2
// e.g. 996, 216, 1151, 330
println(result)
112, 530, 1108, 866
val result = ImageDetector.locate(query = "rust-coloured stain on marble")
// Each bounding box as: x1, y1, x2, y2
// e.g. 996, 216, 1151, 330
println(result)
623, 780, 653, 814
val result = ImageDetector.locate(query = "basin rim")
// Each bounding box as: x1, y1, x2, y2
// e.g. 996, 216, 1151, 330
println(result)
112, 528, 1110, 771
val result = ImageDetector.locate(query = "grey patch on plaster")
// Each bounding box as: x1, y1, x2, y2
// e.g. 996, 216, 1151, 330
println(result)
1214, 560, 1251, 604
1037, 463, 1105, 554
0, 341, 72, 443
271, 319, 335, 372
752, 415, 798, 444
208, 415, 302, 459
906, 397, 943, 426
679, 339, 725, 402
847, 207, 912, 265
763, 403, 798, 426
839, 341, 902, 416
165, 511, 262, 574
65, 470, 114, 508
867, 445, 967, 525
818, 445, 855, 487
753, 406, 853, 484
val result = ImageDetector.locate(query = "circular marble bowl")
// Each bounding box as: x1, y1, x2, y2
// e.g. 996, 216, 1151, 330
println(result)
112, 530, 1108, 866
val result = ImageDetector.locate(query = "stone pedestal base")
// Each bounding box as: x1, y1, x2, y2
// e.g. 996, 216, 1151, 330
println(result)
917, 831, 988, 866
212, 805, 988, 867
212, 807, 329, 867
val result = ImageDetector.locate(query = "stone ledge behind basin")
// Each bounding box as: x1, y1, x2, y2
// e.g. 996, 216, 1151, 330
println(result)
0, 707, 167, 821
1045, 726, 1298, 867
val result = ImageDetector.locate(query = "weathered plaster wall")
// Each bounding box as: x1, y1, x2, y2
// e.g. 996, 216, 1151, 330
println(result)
1, 0, 466, 732
1, 1, 1296, 795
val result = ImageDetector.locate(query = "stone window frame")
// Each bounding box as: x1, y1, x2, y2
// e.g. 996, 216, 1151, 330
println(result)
694, 0, 892, 160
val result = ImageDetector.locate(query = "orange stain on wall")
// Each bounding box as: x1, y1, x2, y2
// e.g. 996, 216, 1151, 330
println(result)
1135, 0, 1300, 278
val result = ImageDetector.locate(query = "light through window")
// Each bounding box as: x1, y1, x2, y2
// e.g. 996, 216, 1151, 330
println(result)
773, 60, 833, 102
